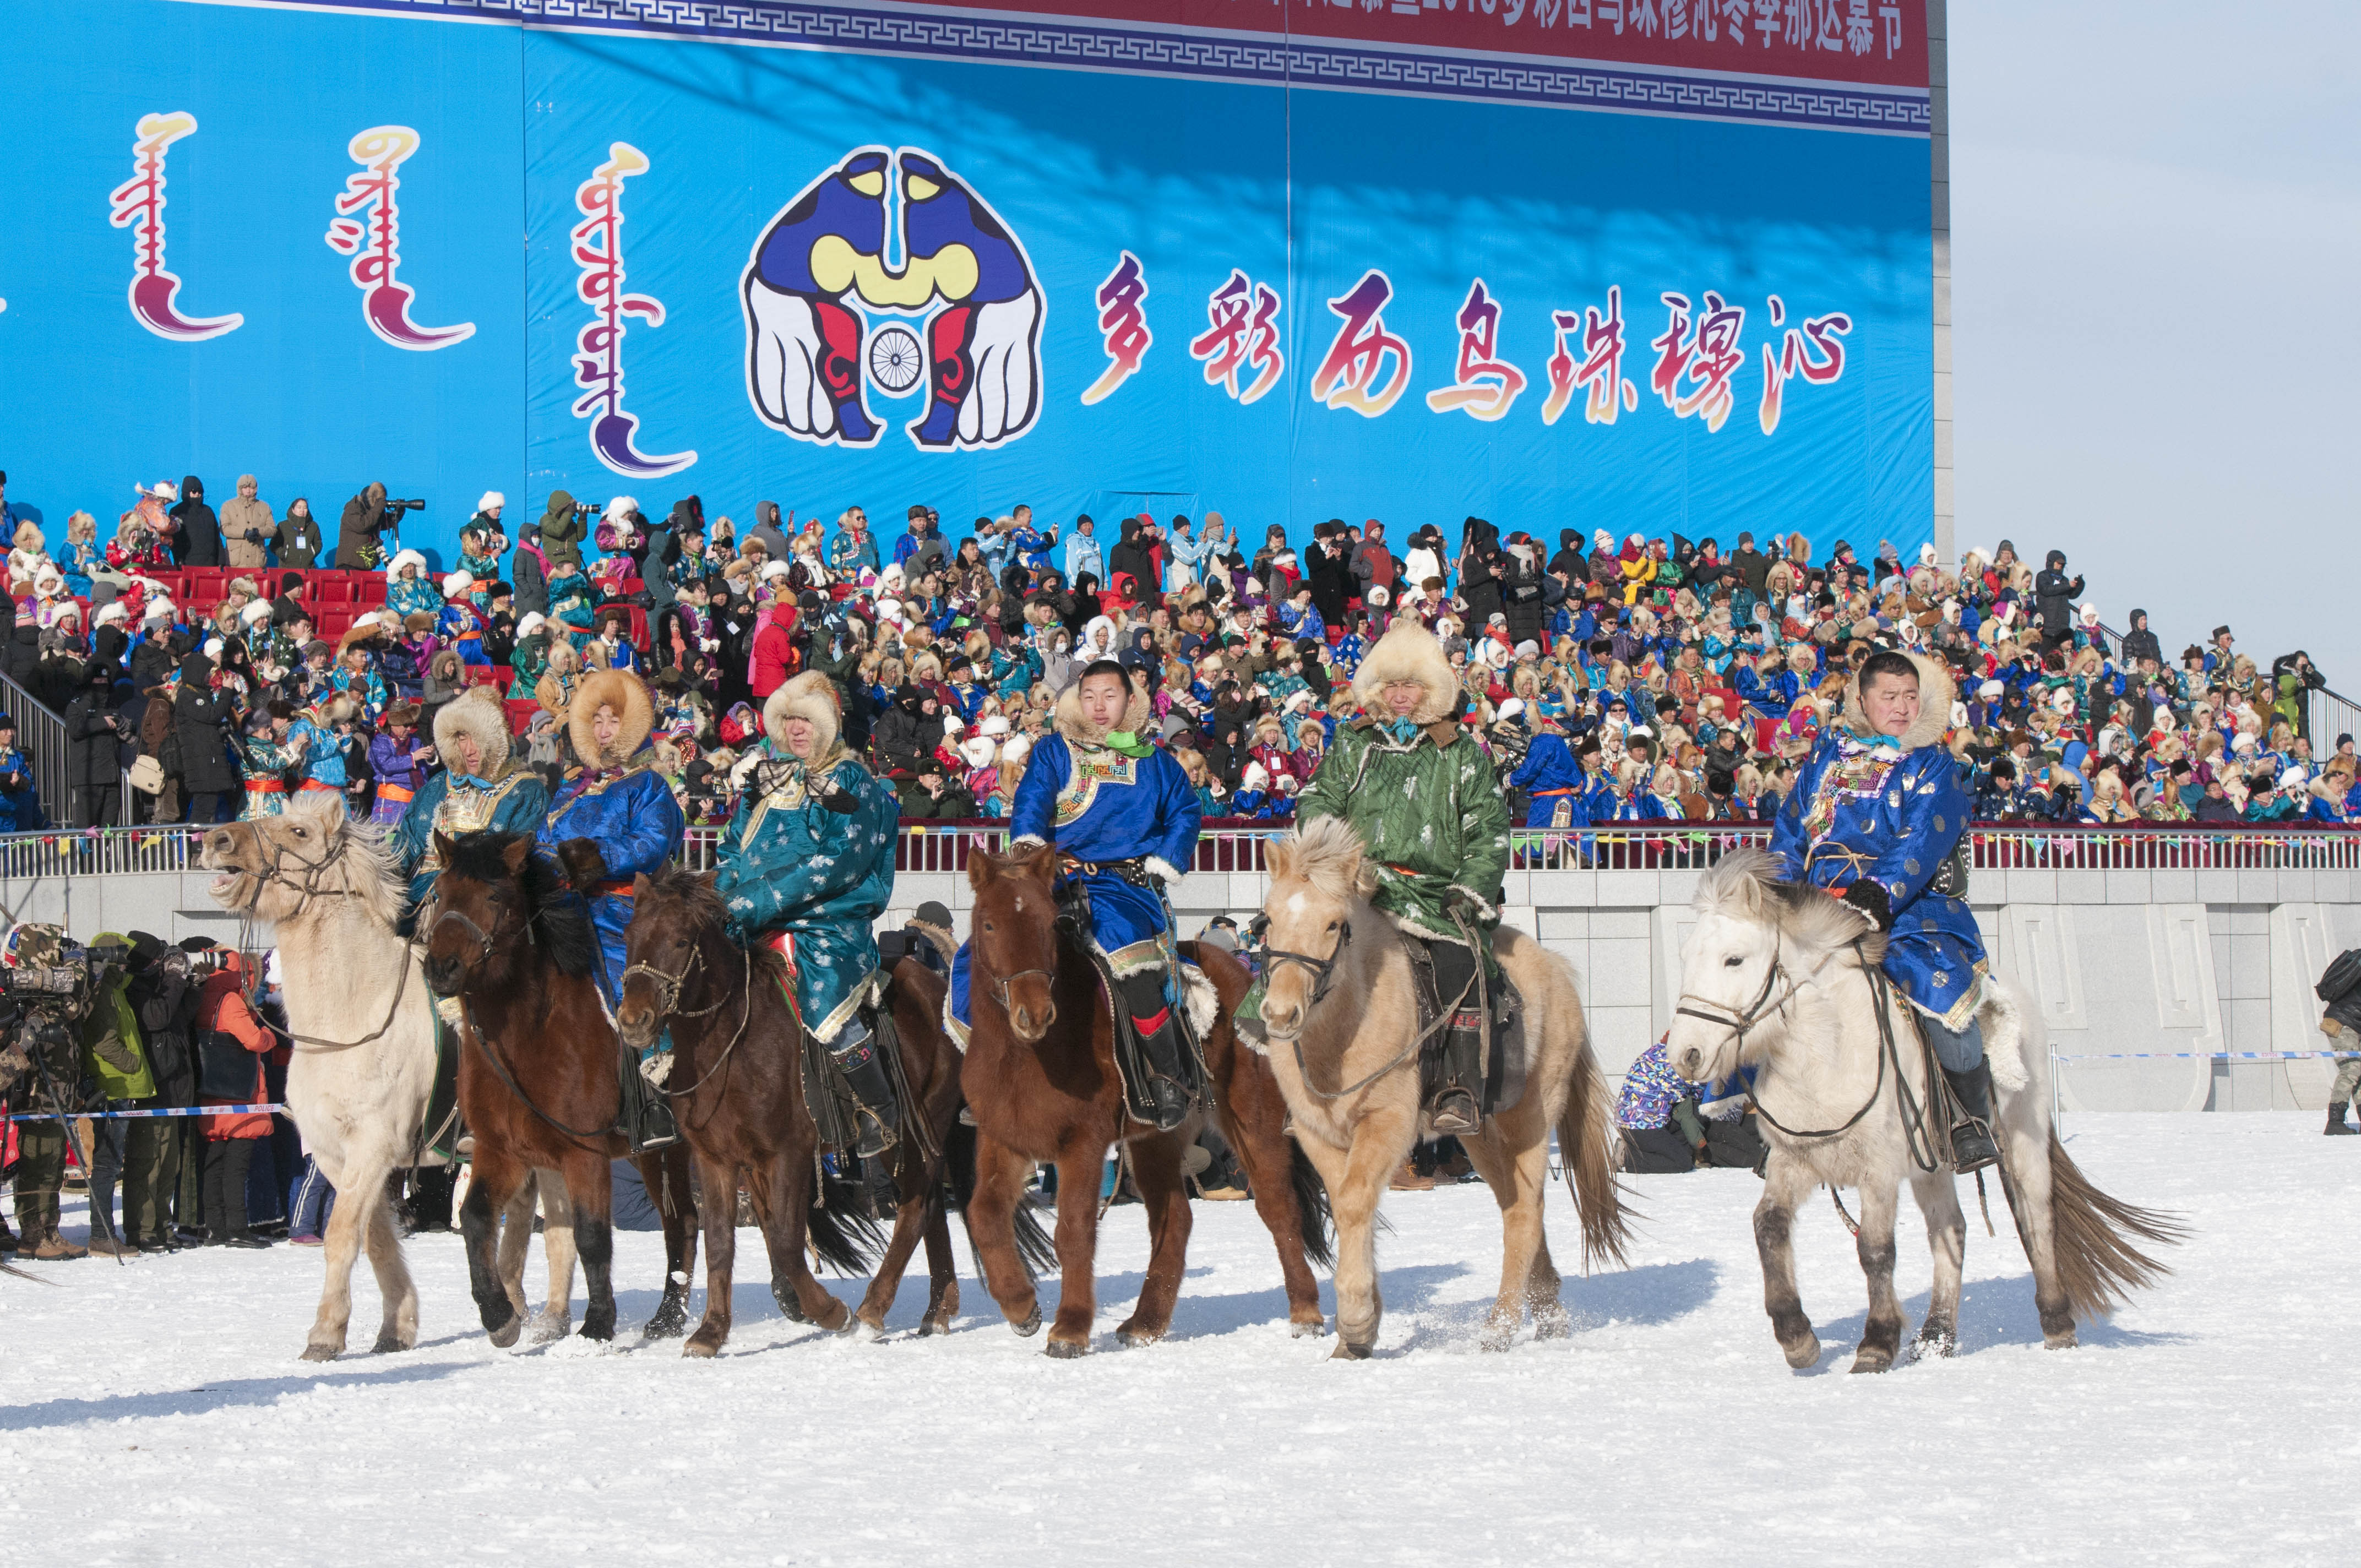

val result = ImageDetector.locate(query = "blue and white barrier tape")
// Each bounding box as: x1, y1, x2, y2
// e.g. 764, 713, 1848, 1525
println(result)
2051, 1051, 2359, 1063
1, 1102, 284, 1122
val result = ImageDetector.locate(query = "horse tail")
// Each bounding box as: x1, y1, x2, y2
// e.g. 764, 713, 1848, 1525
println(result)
808, 1168, 887, 1277
945, 1115, 1058, 1278
1288, 1141, 1335, 1270
2036, 1130, 2186, 1320
1557, 1032, 1633, 1273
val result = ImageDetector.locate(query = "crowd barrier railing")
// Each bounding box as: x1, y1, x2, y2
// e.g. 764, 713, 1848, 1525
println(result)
2, 818, 2357, 890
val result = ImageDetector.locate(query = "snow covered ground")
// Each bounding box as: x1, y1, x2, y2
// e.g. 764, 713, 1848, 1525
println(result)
2, 1112, 2355, 1566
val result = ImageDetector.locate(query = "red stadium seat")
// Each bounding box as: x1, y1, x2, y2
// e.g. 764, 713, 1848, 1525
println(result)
460, 663, 501, 687
313, 577, 357, 606
356, 578, 388, 606
315, 607, 355, 639
504, 698, 542, 735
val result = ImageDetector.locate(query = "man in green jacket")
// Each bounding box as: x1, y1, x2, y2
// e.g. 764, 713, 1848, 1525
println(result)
1299, 617, 1511, 1134
81, 930, 162, 1256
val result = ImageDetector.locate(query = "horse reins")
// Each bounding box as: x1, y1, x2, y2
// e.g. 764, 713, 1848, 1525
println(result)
626, 939, 758, 1114
229, 832, 417, 1054
1266, 914, 1477, 1104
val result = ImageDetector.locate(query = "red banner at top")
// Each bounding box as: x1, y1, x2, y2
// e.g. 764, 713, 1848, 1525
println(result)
899, 0, 1928, 90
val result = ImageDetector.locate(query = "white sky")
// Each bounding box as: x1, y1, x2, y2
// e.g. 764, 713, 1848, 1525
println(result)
1950, 1, 2361, 688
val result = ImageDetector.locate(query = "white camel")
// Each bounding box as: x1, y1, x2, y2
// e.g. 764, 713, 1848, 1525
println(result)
203, 793, 576, 1360
1667, 848, 2185, 1372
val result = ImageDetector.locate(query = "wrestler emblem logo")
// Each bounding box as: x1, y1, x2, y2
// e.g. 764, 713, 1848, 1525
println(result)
742, 146, 1043, 451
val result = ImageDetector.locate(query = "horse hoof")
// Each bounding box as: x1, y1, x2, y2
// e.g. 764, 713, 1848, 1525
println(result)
1044, 1337, 1089, 1359
682, 1335, 722, 1359
1848, 1352, 1894, 1375
773, 1283, 809, 1324
369, 1333, 412, 1355
299, 1343, 341, 1363
1531, 1306, 1573, 1342
1288, 1317, 1329, 1340
528, 1312, 572, 1346
1115, 1327, 1164, 1349
487, 1318, 523, 1350
1912, 1326, 1956, 1361
581, 1313, 617, 1343
1011, 1304, 1043, 1338
641, 1297, 690, 1341
1478, 1326, 1516, 1354
1330, 1339, 1374, 1362
1780, 1333, 1821, 1370
850, 1319, 885, 1344
920, 1311, 955, 1337
2044, 1329, 2079, 1351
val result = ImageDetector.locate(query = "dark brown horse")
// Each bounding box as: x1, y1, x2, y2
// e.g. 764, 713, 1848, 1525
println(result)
960, 842, 1331, 1357
615, 863, 1046, 1352
418, 831, 699, 1346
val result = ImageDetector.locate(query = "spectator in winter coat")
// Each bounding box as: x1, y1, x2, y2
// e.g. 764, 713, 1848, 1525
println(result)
2033, 549, 2085, 651
278, 498, 323, 568
191, 945, 278, 1248
173, 654, 237, 824
1351, 521, 1397, 602
336, 482, 393, 568
169, 475, 221, 567
1064, 515, 1103, 586
217, 475, 276, 569
537, 488, 586, 571
749, 601, 799, 699
2120, 608, 2162, 668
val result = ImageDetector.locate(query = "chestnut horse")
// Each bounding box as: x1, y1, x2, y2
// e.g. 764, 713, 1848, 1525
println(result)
418, 830, 699, 1347
959, 842, 1331, 1357
616, 863, 1049, 1352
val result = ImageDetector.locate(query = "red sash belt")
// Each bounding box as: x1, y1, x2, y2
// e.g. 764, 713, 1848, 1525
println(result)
247, 778, 285, 793
377, 783, 416, 804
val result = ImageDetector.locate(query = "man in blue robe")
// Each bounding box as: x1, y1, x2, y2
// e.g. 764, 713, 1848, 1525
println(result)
1766, 649, 1998, 1171
390, 686, 549, 926
711, 673, 903, 1156
949, 660, 1202, 1129
540, 669, 686, 1151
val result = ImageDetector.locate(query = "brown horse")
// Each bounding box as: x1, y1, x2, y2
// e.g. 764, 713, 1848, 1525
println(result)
959, 842, 1331, 1357
615, 863, 1047, 1352
418, 830, 699, 1346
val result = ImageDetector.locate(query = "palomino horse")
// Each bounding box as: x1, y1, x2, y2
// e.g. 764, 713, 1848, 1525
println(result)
1666, 850, 2185, 1371
960, 842, 1331, 1356
616, 863, 1046, 1351
203, 796, 580, 1359
1256, 817, 1631, 1358
418, 830, 698, 1346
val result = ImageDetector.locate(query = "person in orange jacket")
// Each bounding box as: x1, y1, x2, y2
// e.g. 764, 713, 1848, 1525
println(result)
192, 945, 279, 1249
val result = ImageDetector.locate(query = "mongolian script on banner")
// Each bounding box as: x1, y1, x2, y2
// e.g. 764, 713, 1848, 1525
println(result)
106, 111, 243, 342
324, 126, 475, 351
571, 142, 695, 477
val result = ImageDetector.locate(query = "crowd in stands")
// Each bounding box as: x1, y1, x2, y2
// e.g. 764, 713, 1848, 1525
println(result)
0, 462, 2353, 840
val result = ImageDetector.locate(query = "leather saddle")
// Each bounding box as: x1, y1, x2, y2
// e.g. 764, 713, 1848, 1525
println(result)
1402, 935, 1530, 1124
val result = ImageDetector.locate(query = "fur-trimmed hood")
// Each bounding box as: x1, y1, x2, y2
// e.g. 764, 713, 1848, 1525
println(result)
762, 670, 846, 766
1350, 616, 1458, 726
433, 684, 512, 780
1838, 650, 1956, 753
569, 667, 656, 770
1053, 674, 1153, 748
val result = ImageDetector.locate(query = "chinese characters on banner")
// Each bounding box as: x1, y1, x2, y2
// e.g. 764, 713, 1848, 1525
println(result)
1188, 269, 1283, 405
570, 142, 697, 477
324, 126, 475, 351
1541, 285, 1638, 426
1312, 270, 1414, 417
106, 111, 244, 342
1756, 293, 1851, 434
1082, 251, 1152, 405
1424, 277, 1526, 421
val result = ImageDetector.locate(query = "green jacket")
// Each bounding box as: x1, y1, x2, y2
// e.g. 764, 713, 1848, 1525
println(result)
1300, 717, 1511, 942
81, 967, 155, 1101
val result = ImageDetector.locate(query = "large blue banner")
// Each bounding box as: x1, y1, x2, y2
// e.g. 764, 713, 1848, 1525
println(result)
0, 0, 1932, 567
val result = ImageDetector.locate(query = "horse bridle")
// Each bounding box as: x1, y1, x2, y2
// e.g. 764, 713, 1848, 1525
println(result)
1261, 919, 1353, 1013
1674, 950, 1804, 1058
620, 943, 732, 1020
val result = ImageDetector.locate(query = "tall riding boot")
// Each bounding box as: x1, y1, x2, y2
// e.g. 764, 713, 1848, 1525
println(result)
1942, 1061, 2001, 1173
2326, 1103, 2358, 1136
1120, 972, 1192, 1133
827, 1023, 900, 1159
1424, 941, 1483, 1137
628, 1028, 681, 1156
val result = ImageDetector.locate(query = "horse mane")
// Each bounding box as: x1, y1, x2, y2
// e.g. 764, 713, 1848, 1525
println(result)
439, 830, 599, 979
1272, 814, 1376, 902
1694, 847, 1885, 963
641, 862, 788, 983
278, 793, 407, 932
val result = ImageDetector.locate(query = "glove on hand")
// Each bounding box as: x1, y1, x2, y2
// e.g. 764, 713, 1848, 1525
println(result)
1840, 879, 1893, 932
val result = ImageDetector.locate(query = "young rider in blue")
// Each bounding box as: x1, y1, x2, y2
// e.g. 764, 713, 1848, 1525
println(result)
539, 669, 686, 1151
948, 660, 1203, 1130
710, 672, 904, 1157
1764, 647, 1998, 1172
390, 685, 550, 926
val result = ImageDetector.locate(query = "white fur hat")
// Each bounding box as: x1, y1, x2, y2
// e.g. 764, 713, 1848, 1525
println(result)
1002, 733, 1032, 764
940, 714, 964, 736
1368, 585, 1389, 607
202, 636, 224, 660
980, 714, 1011, 737
1242, 761, 1270, 791
2232, 733, 2258, 753
608, 496, 638, 519
2282, 766, 2310, 791
1919, 542, 1939, 565
139, 480, 177, 502
1497, 698, 1525, 722
442, 570, 473, 599
476, 491, 505, 514
144, 599, 175, 622
2078, 602, 2101, 624
1978, 679, 2004, 699
960, 737, 997, 768
760, 560, 791, 581
515, 611, 546, 639
240, 599, 272, 626
94, 602, 127, 628
387, 548, 427, 579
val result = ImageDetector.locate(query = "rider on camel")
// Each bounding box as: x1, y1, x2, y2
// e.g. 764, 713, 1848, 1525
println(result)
1765, 646, 1999, 1172
540, 668, 686, 1153
711, 672, 904, 1157
1299, 617, 1511, 1136
949, 659, 1203, 1130
390, 685, 549, 924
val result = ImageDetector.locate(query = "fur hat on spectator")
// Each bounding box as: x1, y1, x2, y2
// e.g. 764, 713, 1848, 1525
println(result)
1351, 617, 1457, 727
442, 570, 473, 600
515, 612, 546, 640
476, 491, 505, 515
761, 670, 844, 764
239, 599, 273, 627
386, 548, 428, 579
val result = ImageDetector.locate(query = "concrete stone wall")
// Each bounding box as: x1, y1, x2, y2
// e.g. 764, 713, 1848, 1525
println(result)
15, 856, 2355, 1113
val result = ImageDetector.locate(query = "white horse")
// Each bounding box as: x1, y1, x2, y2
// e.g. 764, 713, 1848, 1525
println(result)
1666, 849, 2184, 1372
1258, 817, 1630, 1358
203, 793, 577, 1360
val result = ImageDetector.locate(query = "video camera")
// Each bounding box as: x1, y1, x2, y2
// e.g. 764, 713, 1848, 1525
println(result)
571, 500, 605, 522
0, 932, 129, 1014
383, 498, 428, 518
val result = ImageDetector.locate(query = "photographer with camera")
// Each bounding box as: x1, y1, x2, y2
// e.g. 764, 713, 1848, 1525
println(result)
126, 932, 203, 1249
76, 929, 164, 1257
537, 487, 590, 574
2, 926, 137, 1260
335, 482, 425, 570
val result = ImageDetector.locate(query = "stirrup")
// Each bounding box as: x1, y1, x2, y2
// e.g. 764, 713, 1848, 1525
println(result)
1427, 1086, 1480, 1137
1947, 1115, 2000, 1174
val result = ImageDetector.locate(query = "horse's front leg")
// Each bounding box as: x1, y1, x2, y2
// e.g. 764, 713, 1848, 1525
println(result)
1849, 1182, 1905, 1374
1045, 1146, 1109, 1357
1115, 1129, 1196, 1347
635, 1144, 697, 1340
557, 1149, 617, 1342
494, 1173, 538, 1326
1753, 1153, 1821, 1370
459, 1147, 526, 1347
1908, 1168, 1966, 1359
532, 1173, 577, 1343
965, 1133, 1042, 1336
361, 1182, 420, 1354
301, 1153, 376, 1361
684, 1151, 738, 1357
